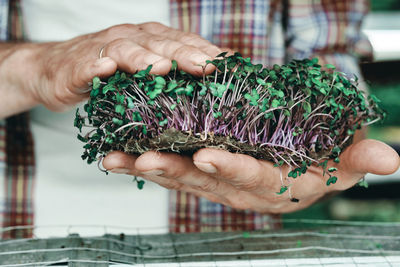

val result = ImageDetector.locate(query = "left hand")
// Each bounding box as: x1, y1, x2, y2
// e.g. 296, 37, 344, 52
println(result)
103, 139, 399, 214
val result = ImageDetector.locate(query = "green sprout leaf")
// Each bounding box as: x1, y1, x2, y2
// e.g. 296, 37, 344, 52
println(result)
154, 76, 166, 89
90, 88, 99, 98
148, 88, 162, 99
302, 102, 311, 114
244, 89, 260, 106
77, 134, 87, 143
165, 81, 178, 93
358, 179, 369, 188
171, 60, 178, 71
276, 185, 288, 195
115, 104, 125, 116
199, 86, 207, 96
74, 109, 84, 132
127, 97, 135, 109
325, 64, 336, 70
318, 160, 328, 176
213, 111, 222, 118
159, 118, 168, 126
134, 177, 145, 190
326, 176, 338, 186
92, 76, 101, 90
271, 99, 280, 108
112, 118, 123, 126
116, 93, 125, 104
102, 84, 115, 94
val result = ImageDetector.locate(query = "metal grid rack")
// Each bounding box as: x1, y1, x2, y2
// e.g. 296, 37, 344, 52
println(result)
1, 220, 400, 266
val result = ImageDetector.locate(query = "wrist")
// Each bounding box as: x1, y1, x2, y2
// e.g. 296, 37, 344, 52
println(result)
0, 42, 48, 118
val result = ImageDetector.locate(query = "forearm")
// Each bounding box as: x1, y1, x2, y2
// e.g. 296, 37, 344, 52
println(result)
0, 42, 43, 119
0, 23, 222, 119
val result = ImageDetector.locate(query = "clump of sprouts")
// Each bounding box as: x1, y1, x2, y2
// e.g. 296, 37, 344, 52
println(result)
75, 52, 385, 195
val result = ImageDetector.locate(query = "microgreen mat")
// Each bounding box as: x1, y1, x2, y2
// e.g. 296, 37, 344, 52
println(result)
75, 53, 385, 194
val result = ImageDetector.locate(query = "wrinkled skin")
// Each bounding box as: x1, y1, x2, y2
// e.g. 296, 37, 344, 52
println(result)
0, 22, 220, 117
103, 139, 399, 214
2, 22, 398, 214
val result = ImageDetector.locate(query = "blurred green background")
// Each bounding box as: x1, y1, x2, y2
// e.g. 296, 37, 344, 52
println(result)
370, 0, 400, 11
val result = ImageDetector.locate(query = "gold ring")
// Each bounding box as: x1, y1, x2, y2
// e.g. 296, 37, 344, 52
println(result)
99, 45, 107, 59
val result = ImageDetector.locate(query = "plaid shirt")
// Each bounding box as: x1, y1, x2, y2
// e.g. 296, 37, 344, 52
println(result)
0, 0, 372, 238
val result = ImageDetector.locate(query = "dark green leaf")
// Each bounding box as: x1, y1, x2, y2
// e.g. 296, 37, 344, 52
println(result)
137, 179, 145, 190
271, 99, 280, 108
302, 102, 311, 113
326, 176, 338, 186
77, 134, 87, 143
276, 185, 288, 195
115, 104, 125, 115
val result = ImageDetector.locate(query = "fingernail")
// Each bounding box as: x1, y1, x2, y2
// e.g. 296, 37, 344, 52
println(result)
193, 161, 217, 174
191, 53, 210, 65
110, 168, 130, 174
94, 57, 111, 67
141, 169, 164, 176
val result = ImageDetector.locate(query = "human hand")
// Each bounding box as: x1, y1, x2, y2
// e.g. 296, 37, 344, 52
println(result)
2, 22, 221, 116
103, 139, 399, 214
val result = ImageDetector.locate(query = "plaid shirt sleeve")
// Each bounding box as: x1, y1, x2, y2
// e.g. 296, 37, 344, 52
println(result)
286, 0, 373, 79
0, 0, 8, 40
0, 0, 35, 239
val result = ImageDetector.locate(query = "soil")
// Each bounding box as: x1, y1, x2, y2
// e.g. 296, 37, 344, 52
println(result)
124, 128, 351, 162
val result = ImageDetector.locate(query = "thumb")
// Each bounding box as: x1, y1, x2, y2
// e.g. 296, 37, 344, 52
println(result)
337, 139, 399, 188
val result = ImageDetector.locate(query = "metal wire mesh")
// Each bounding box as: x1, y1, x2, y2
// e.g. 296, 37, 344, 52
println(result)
1, 219, 400, 266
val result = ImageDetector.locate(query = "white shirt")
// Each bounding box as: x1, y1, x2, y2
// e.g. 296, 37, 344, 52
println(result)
22, 0, 170, 237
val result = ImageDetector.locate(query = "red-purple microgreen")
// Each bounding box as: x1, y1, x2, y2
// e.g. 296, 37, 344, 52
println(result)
75, 53, 385, 196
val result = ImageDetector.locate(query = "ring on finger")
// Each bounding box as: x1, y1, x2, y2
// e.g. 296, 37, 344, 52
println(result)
99, 44, 107, 59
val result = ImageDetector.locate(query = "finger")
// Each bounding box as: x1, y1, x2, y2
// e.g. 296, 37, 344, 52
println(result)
270, 193, 324, 214
335, 139, 399, 189
220, 47, 236, 56
46, 57, 118, 111
133, 151, 236, 196
104, 150, 231, 205
103, 151, 230, 205
102, 39, 172, 75
139, 22, 222, 58
192, 148, 281, 194
102, 151, 140, 175
131, 30, 215, 76
70, 57, 117, 94
138, 173, 231, 206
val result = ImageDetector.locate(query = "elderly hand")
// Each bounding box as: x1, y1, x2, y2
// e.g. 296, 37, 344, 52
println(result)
0, 22, 221, 118
103, 139, 399, 214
